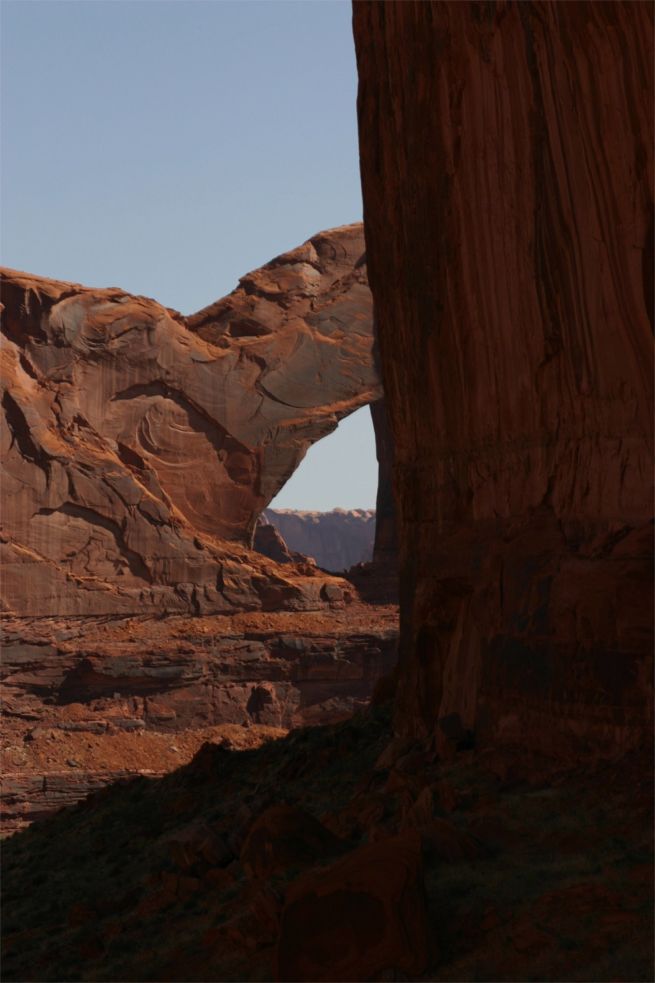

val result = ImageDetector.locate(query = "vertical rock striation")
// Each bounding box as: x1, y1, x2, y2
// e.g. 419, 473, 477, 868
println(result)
354, 0, 653, 759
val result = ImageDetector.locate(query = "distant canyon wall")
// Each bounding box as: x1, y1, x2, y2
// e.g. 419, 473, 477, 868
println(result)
354, 0, 654, 760
262, 509, 376, 572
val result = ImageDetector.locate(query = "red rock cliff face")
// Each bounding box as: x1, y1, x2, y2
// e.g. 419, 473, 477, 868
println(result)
354, 1, 653, 758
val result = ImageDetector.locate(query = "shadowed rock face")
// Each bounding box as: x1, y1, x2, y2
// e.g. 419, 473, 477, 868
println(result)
370, 398, 397, 567
1, 224, 382, 615
277, 830, 429, 982
354, 1, 654, 759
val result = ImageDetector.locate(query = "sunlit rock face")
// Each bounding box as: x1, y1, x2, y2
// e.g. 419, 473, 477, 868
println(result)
1, 224, 382, 615
354, 1, 653, 759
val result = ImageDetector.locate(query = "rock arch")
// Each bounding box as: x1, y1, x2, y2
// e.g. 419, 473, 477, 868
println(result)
1, 224, 393, 615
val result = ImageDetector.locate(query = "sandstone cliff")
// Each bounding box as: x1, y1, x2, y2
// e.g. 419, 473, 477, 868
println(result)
354, 0, 653, 759
262, 508, 376, 572
1, 225, 381, 616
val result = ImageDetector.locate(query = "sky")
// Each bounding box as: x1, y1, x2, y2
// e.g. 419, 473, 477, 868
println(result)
1, 0, 378, 511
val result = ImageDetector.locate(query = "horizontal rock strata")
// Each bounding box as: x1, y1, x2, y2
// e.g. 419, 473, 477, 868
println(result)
1, 770, 153, 832
1, 606, 398, 832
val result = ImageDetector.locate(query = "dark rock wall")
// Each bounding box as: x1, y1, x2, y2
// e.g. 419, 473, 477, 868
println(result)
370, 399, 398, 566
354, 0, 653, 758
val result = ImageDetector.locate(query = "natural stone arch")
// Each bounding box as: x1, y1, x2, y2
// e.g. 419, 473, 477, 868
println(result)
1, 224, 392, 615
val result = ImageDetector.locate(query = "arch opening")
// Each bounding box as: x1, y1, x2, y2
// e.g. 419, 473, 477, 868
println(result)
261, 406, 377, 573
254, 400, 398, 594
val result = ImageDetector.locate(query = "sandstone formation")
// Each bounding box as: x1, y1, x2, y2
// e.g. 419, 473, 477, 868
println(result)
261, 508, 376, 572
253, 520, 301, 567
343, 399, 401, 603
354, 0, 654, 760
1, 5, 653, 982
240, 804, 346, 880
1, 224, 381, 616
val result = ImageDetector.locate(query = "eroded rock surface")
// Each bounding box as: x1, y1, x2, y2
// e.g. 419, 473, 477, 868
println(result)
1, 224, 380, 615
354, 1, 654, 759
253, 520, 301, 566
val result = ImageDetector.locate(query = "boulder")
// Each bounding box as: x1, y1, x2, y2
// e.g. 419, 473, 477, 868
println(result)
253, 520, 297, 565
163, 821, 233, 872
240, 804, 345, 879
276, 830, 429, 982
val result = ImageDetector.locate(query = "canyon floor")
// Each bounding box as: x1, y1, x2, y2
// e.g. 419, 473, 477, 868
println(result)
2, 602, 652, 983
1, 701, 652, 982
1, 603, 399, 835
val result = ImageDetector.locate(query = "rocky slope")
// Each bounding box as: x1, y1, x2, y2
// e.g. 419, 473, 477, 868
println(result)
354, 0, 654, 762
2, 705, 652, 982
262, 508, 376, 572
1, 224, 381, 616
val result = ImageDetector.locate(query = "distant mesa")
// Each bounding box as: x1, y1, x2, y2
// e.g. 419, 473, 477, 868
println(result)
258, 508, 376, 573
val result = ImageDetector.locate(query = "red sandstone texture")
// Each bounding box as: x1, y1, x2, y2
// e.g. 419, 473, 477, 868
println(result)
1, 224, 381, 616
0, 223, 401, 834
277, 830, 429, 982
354, 0, 654, 760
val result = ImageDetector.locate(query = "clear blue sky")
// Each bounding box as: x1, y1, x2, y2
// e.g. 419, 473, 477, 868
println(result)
1, 0, 377, 510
